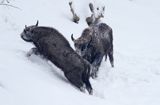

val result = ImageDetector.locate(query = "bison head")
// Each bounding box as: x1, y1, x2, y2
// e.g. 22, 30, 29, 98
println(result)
21, 21, 39, 42
71, 28, 92, 56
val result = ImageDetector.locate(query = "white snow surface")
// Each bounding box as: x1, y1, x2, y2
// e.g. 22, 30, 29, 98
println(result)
0, 0, 160, 105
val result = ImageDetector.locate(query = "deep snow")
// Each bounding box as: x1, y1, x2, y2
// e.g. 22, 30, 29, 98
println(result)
0, 0, 160, 105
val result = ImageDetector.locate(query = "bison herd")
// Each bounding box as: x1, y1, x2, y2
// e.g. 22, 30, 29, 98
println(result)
21, 3, 114, 95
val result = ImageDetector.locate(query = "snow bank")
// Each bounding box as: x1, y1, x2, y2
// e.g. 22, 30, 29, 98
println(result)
0, 0, 160, 105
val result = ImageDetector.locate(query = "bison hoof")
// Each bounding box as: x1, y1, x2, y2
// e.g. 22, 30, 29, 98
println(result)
86, 87, 93, 95
91, 74, 97, 79
79, 85, 86, 93
88, 89, 93, 95
26, 52, 31, 57
111, 63, 114, 68
91, 72, 98, 79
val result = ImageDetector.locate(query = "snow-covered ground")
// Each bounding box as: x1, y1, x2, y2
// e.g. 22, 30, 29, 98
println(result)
0, 0, 160, 105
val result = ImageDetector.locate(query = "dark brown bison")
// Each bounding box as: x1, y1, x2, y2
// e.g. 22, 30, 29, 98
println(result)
21, 21, 93, 94
71, 23, 114, 78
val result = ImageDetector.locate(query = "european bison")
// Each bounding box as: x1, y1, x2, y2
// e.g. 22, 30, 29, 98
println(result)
21, 21, 93, 94
71, 22, 114, 78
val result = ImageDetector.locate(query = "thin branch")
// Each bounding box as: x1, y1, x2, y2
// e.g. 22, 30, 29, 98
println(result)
89, 3, 94, 13
6, 0, 9, 3
69, 1, 80, 23
1, 0, 10, 3
0, 3, 21, 10
86, 3, 95, 26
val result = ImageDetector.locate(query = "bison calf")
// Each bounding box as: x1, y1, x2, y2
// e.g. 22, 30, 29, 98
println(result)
21, 21, 93, 94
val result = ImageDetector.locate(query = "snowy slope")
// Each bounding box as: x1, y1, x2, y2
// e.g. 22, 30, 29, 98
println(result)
0, 0, 160, 105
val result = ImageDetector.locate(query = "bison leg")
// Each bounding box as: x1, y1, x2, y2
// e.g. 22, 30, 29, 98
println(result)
82, 71, 93, 95
64, 71, 85, 93
91, 53, 103, 78
26, 47, 39, 57
90, 66, 98, 79
108, 48, 114, 67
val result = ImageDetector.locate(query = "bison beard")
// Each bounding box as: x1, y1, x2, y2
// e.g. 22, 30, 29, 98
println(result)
20, 22, 93, 95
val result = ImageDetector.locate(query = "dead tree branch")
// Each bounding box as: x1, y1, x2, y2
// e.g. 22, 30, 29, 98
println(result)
0, 3, 21, 10
95, 6, 105, 23
86, 3, 105, 26
1, 0, 9, 3
69, 1, 80, 23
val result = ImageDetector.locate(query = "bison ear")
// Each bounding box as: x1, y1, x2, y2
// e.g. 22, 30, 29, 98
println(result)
35, 20, 39, 26
71, 34, 75, 41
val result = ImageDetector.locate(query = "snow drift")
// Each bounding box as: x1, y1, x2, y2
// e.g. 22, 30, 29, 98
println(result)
0, 0, 160, 105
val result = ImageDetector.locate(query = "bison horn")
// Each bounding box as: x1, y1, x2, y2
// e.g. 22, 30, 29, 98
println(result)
35, 20, 39, 26
71, 34, 75, 41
